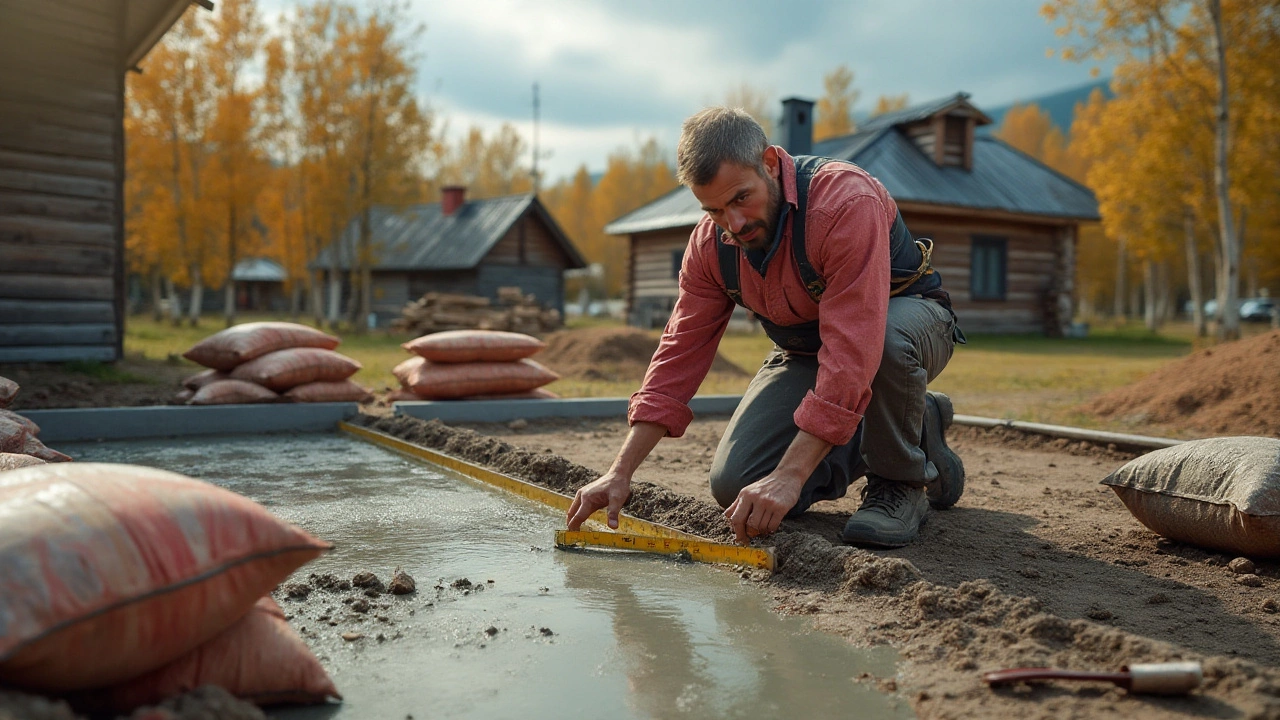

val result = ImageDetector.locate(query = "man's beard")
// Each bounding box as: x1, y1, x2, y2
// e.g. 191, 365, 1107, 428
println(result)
729, 178, 783, 252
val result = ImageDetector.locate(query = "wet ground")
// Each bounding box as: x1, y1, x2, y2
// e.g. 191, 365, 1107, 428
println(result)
63, 433, 913, 720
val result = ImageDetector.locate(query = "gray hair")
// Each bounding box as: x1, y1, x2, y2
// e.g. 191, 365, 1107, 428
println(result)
675, 107, 769, 186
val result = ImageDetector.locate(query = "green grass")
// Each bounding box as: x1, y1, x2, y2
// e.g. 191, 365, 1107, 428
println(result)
123, 312, 1219, 432
64, 360, 155, 384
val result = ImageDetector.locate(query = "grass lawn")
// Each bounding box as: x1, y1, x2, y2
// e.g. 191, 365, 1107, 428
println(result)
122, 312, 1257, 433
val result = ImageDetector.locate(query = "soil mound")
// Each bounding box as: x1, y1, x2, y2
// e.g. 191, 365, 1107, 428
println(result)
537, 327, 748, 381
1081, 329, 1280, 438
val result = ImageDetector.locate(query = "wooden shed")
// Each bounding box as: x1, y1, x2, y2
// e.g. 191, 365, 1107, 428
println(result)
607, 95, 1100, 335
313, 188, 587, 327
0, 0, 199, 363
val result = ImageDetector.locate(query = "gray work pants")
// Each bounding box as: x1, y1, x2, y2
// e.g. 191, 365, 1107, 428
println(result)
708, 297, 956, 515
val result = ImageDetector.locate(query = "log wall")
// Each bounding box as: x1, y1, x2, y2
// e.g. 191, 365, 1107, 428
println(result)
0, 1, 124, 362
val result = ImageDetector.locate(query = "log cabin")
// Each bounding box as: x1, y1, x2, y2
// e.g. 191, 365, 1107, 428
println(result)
0, 0, 205, 362
313, 187, 587, 327
607, 94, 1100, 335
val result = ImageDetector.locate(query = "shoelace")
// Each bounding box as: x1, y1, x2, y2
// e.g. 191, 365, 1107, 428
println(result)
860, 481, 911, 515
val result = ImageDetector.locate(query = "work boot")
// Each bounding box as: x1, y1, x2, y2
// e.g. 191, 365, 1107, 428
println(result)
923, 391, 966, 510
840, 476, 929, 548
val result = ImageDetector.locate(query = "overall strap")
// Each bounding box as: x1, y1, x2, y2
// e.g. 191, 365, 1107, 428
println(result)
715, 227, 747, 309
790, 155, 831, 303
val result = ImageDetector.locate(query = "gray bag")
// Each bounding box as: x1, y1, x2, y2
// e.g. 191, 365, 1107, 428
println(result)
1103, 437, 1280, 558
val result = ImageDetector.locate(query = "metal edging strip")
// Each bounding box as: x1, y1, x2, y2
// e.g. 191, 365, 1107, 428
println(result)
338, 422, 699, 541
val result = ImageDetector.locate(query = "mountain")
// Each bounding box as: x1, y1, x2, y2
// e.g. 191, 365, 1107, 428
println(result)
979, 78, 1113, 135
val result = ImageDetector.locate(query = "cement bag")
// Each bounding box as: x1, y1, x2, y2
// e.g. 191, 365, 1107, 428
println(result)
0, 463, 330, 691
74, 597, 339, 712
283, 379, 371, 403
387, 388, 421, 402
229, 348, 361, 392
0, 410, 37, 436
0, 376, 16, 408
0, 418, 29, 453
0, 453, 45, 472
1102, 436, 1280, 558
404, 358, 559, 400
183, 322, 340, 371
403, 330, 546, 363
188, 380, 279, 406
392, 356, 427, 387
182, 369, 232, 391
20, 436, 70, 463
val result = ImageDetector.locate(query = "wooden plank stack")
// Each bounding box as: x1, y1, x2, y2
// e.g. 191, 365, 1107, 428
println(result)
391, 287, 562, 336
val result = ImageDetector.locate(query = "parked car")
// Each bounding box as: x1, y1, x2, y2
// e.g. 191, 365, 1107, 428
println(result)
1240, 298, 1277, 322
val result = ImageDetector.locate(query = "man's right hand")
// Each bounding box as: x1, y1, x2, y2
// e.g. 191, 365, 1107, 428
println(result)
566, 472, 632, 531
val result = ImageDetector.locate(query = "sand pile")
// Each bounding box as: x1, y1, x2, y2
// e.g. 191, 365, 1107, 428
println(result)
1082, 329, 1280, 437
537, 327, 747, 381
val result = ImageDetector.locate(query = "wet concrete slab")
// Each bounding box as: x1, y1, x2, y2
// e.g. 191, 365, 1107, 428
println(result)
63, 434, 914, 720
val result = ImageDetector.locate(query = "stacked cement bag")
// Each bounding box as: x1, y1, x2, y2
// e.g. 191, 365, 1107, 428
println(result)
0, 463, 339, 712
0, 375, 71, 469
1104, 437, 1280, 559
179, 322, 370, 404
392, 330, 560, 401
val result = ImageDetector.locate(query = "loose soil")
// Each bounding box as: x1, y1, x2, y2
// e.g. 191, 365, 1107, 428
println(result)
537, 327, 747, 381
354, 413, 1280, 720
1082, 328, 1280, 439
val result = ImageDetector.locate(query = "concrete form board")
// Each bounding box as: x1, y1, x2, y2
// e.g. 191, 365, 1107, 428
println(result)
22, 403, 360, 442
394, 395, 743, 423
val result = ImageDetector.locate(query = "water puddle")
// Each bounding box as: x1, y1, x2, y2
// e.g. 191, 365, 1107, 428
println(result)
64, 434, 913, 719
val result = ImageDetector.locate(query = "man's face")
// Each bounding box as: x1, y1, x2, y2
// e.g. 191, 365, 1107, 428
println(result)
691, 148, 783, 252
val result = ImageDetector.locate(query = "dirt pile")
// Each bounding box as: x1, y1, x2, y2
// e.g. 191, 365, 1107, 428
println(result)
1082, 329, 1280, 438
536, 327, 747, 381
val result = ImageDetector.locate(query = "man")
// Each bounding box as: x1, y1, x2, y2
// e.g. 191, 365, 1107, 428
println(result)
566, 107, 964, 548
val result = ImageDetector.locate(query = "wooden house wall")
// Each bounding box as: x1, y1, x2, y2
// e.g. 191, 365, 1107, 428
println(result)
479, 214, 571, 313
0, 0, 126, 362
903, 210, 1064, 334
625, 228, 688, 325
622, 213, 1072, 334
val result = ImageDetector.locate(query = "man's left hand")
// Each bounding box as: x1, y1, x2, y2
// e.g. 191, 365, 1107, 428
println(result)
724, 473, 804, 544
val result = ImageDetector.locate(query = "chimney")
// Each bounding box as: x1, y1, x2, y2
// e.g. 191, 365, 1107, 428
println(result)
441, 185, 467, 216
778, 97, 814, 156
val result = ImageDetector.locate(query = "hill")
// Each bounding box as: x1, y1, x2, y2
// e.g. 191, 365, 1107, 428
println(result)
980, 77, 1113, 135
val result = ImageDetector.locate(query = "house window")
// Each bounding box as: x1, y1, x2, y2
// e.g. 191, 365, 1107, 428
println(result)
672, 249, 684, 279
970, 236, 1007, 301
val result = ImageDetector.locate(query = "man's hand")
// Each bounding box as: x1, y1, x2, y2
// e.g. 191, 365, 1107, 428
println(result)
724, 472, 804, 544
566, 472, 632, 531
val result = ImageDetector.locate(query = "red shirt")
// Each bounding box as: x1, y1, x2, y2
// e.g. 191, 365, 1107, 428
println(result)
628, 147, 895, 446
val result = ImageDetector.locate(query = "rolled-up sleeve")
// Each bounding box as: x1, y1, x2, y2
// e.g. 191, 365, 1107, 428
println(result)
628, 227, 735, 438
793, 194, 892, 446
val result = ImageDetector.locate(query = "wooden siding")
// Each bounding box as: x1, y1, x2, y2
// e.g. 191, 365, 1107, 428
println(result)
622, 210, 1071, 335
485, 214, 574, 269
904, 211, 1061, 334
0, 0, 126, 363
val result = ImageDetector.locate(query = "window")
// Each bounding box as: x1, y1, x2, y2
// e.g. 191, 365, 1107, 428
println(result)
970, 236, 1007, 301
671, 249, 684, 279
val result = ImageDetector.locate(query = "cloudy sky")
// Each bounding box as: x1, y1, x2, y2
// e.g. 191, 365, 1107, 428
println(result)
264, 0, 1111, 182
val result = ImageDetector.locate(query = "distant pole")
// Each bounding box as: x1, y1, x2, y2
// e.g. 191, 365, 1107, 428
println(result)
532, 82, 540, 194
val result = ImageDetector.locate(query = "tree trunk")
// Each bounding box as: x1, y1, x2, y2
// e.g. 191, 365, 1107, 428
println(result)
1184, 211, 1206, 337
150, 269, 164, 322
1209, 0, 1240, 341
290, 283, 302, 319
1113, 236, 1128, 319
312, 269, 326, 326
1152, 258, 1162, 333
163, 277, 183, 327
1157, 261, 1172, 325
224, 203, 238, 329
188, 264, 203, 327
327, 269, 342, 329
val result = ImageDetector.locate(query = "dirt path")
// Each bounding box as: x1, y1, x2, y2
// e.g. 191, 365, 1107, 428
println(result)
359, 413, 1280, 720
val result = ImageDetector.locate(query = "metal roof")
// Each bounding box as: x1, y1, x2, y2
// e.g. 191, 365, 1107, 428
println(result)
605, 96, 1097, 236
232, 257, 286, 282
857, 92, 993, 133
314, 194, 586, 271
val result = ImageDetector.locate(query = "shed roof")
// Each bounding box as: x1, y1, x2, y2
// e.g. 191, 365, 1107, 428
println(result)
232, 257, 286, 282
605, 94, 1097, 236
314, 193, 586, 271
